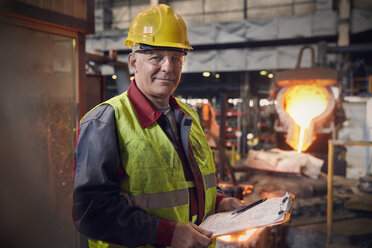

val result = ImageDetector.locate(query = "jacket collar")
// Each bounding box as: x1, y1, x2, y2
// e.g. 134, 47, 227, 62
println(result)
127, 80, 181, 128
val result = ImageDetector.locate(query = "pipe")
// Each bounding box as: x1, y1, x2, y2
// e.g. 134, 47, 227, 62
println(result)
327, 140, 334, 246
331, 140, 372, 146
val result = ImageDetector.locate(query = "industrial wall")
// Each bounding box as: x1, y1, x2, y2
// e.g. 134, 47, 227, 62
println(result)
87, 0, 372, 73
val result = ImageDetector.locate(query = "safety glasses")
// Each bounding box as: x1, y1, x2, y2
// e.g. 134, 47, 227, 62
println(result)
135, 50, 186, 68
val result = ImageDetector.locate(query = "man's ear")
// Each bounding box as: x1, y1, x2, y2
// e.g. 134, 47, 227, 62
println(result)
128, 53, 137, 73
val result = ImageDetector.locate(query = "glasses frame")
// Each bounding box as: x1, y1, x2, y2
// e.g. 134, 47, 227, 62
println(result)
134, 49, 186, 68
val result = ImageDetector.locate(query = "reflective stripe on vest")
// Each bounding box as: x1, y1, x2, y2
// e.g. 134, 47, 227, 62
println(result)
132, 175, 215, 210
204, 173, 217, 189
133, 188, 188, 209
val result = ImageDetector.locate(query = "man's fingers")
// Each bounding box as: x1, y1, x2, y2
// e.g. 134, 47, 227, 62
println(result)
192, 224, 213, 238
230, 198, 245, 209
191, 224, 213, 247
171, 223, 212, 248
195, 234, 213, 247
217, 197, 245, 212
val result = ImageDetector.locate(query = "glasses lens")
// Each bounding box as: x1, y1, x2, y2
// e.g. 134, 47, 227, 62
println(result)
137, 51, 185, 67
170, 55, 184, 67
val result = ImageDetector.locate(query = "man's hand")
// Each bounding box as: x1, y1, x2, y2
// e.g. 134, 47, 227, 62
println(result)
171, 222, 213, 248
216, 197, 244, 213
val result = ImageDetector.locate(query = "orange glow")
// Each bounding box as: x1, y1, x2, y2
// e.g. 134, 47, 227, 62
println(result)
237, 229, 257, 242
217, 183, 254, 195
217, 229, 258, 243
217, 183, 234, 188
242, 185, 254, 195
219, 235, 231, 242
276, 79, 337, 87
282, 85, 329, 152
262, 192, 283, 199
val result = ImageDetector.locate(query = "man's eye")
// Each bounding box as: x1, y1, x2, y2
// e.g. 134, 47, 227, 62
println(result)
149, 56, 163, 61
172, 56, 182, 64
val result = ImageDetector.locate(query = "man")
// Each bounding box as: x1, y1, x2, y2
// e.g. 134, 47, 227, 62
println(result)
73, 4, 243, 248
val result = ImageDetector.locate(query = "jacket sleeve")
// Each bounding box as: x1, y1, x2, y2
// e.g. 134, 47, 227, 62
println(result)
72, 105, 175, 247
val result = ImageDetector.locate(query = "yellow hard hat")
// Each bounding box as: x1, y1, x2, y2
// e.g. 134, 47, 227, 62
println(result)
124, 4, 193, 50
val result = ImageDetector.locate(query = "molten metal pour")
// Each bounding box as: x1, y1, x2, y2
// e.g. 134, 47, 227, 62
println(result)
272, 45, 339, 153
277, 84, 334, 152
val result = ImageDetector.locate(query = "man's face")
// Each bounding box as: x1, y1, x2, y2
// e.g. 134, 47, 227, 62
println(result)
128, 49, 184, 105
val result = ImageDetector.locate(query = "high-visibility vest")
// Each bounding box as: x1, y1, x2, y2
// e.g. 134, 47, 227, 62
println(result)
88, 92, 217, 248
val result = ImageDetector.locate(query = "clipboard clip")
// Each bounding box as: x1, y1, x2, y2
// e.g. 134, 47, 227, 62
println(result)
278, 195, 294, 215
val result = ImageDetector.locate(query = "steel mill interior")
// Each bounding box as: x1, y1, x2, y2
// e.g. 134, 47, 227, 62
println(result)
1, 0, 372, 248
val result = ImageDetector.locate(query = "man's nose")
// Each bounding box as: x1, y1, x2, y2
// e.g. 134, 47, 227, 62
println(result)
160, 56, 175, 72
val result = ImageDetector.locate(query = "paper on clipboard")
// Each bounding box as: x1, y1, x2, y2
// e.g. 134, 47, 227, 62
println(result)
200, 192, 295, 238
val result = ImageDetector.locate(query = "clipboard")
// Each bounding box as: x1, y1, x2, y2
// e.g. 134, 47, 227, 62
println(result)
200, 192, 295, 238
